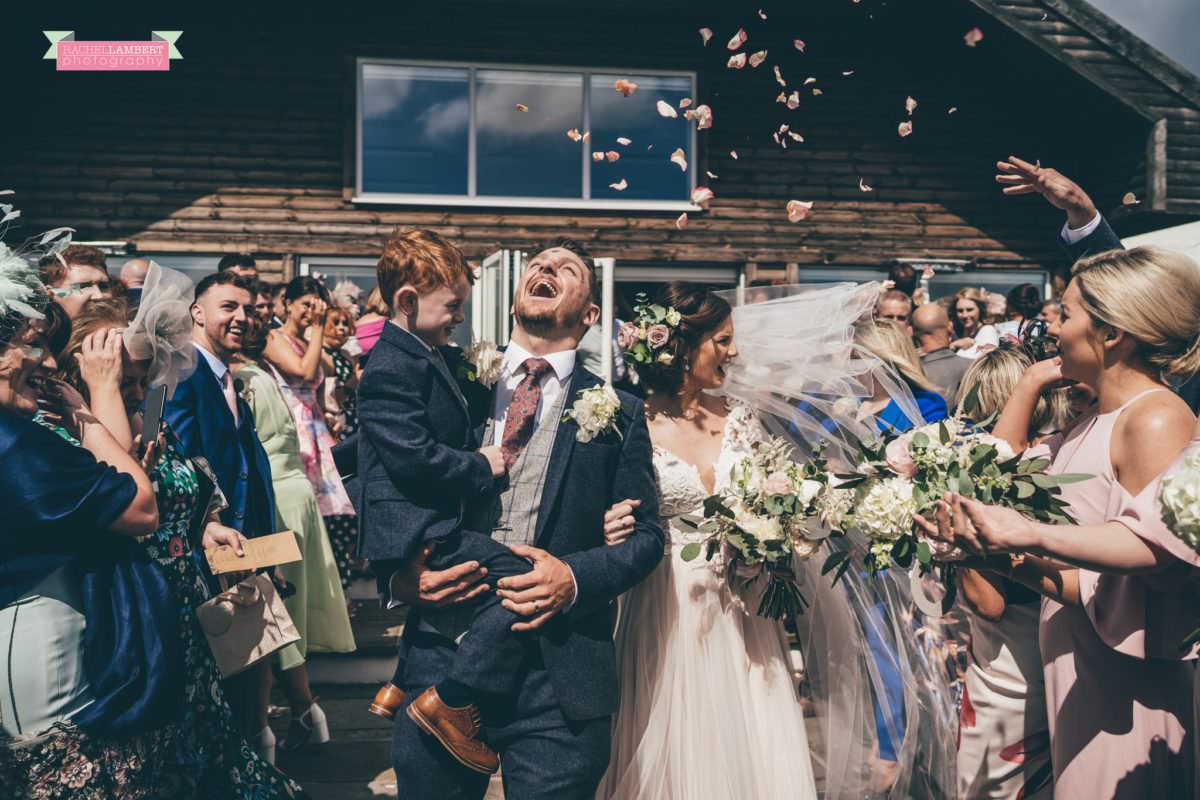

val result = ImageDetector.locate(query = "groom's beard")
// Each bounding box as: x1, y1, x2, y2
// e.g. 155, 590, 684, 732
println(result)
513, 299, 587, 340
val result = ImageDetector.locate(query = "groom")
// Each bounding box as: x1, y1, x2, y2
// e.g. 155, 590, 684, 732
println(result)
388, 238, 663, 798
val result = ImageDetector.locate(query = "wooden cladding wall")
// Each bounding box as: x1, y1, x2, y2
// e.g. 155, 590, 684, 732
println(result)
3, 1, 1184, 274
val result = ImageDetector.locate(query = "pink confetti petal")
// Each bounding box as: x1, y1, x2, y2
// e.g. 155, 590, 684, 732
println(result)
948, 106, 958, 114
691, 186, 715, 208
811, 88, 823, 96
730, 150, 739, 159
898, 120, 913, 137
803, 77, 817, 86
727, 28, 748, 50
727, 53, 747, 69
964, 27, 984, 47
794, 39, 806, 52
670, 148, 688, 171
582, 131, 591, 142
656, 100, 679, 118
787, 131, 804, 142
675, 212, 689, 229
749, 50, 768, 68
774, 65, 786, 87
567, 128, 583, 142
706, 170, 719, 179
613, 79, 639, 97
786, 200, 813, 223
684, 104, 713, 129
786, 91, 800, 110
616, 137, 632, 146
842, 70, 855, 76
758, 8, 767, 19
515, 103, 529, 112
591, 151, 604, 162
679, 97, 693, 109
700, 27, 713, 46
905, 95, 918, 115
606, 151, 620, 163
859, 178, 873, 192
1122, 192, 1140, 205
609, 179, 628, 191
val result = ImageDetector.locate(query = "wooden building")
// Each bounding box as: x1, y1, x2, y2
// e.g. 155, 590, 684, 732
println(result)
5, 0, 1199, 308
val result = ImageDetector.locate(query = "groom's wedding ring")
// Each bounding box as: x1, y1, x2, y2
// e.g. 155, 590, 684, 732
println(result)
533, 600, 541, 612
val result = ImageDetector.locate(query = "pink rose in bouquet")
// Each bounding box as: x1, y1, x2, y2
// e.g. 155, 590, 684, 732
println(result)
618, 321, 641, 350
646, 324, 671, 349
763, 470, 792, 496
884, 432, 917, 478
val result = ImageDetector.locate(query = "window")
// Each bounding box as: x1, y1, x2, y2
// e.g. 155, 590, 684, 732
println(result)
357, 60, 697, 210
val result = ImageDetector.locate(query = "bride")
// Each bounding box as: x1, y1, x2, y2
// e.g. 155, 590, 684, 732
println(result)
597, 282, 957, 800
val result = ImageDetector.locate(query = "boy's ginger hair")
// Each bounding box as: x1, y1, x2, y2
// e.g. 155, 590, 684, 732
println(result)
376, 229, 474, 311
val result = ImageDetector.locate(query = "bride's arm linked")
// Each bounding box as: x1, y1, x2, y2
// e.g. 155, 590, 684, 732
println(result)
560, 399, 665, 615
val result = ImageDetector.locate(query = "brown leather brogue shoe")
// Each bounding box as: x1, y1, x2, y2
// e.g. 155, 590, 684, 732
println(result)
367, 683, 407, 721
405, 687, 499, 774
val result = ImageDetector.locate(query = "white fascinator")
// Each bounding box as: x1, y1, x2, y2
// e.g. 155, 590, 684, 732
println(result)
0, 192, 72, 345
122, 261, 197, 398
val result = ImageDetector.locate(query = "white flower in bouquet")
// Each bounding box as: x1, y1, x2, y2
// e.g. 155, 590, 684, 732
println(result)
461, 340, 503, 388
976, 433, 1016, 462
565, 385, 622, 443
854, 477, 917, 542
1161, 447, 1200, 552
737, 512, 786, 543
816, 476, 855, 530
797, 478, 823, 508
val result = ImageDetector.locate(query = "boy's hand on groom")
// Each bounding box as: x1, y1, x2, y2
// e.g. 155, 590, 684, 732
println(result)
498, 544, 577, 631
480, 446, 508, 478
392, 544, 491, 608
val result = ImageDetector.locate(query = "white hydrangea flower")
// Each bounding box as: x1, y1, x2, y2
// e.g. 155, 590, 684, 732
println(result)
461, 341, 503, 388
816, 476, 855, 530
566, 385, 622, 443
737, 512, 786, 542
1161, 447, 1200, 553
797, 478, 823, 508
854, 477, 918, 542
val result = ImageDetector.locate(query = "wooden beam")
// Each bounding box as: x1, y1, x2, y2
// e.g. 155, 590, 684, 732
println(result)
1148, 118, 1169, 212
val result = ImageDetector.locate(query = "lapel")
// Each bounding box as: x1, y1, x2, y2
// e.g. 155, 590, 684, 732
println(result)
191, 350, 236, 430
534, 366, 598, 543
381, 322, 470, 422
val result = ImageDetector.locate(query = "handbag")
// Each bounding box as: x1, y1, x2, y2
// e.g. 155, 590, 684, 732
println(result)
196, 573, 300, 678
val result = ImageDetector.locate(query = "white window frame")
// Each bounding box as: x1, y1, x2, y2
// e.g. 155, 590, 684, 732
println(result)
354, 57, 700, 212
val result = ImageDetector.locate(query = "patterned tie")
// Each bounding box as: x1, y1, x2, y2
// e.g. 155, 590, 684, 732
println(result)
221, 369, 239, 425
500, 358, 554, 470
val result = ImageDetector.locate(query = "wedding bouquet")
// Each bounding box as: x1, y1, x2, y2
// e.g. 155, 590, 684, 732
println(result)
1160, 446, 1200, 553
679, 437, 846, 619
824, 407, 1086, 579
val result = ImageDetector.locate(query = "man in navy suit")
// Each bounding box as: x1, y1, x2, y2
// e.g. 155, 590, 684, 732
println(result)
163, 270, 278, 745
995, 155, 1200, 412
387, 238, 664, 799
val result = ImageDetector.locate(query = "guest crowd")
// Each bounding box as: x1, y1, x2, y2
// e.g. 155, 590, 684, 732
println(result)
1, 154, 1199, 800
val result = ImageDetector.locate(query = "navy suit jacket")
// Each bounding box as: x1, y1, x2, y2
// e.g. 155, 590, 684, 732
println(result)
1063, 216, 1200, 413
162, 351, 276, 539
353, 322, 495, 563
429, 365, 664, 721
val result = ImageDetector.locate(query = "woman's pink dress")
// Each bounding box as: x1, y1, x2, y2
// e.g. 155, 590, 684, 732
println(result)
355, 317, 386, 356
1034, 388, 1200, 799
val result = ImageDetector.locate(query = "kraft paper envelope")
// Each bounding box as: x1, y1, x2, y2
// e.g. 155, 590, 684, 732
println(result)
205, 531, 302, 574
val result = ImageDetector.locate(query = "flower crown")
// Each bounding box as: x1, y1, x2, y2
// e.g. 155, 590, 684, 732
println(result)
619, 294, 682, 366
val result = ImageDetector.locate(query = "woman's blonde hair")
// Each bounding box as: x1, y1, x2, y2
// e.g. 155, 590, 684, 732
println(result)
57, 297, 131, 402
1071, 246, 1200, 381
952, 287, 992, 334
363, 286, 388, 316
855, 319, 941, 394
955, 347, 1070, 434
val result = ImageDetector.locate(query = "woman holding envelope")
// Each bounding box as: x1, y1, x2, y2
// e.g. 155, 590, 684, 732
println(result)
235, 315, 356, 752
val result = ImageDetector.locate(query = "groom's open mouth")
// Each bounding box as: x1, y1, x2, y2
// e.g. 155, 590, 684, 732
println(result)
528, 276, 560, 299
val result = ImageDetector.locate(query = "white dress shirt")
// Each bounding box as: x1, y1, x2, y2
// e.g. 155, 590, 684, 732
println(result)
1060, 211, 1103, 246
490, 341, 577, 446
193, 341, 231, 388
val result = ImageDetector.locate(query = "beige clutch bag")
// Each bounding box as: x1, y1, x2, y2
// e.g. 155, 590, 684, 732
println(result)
196, 574, 300, 678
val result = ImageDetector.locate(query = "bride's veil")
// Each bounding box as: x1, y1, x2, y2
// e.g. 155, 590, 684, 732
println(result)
713, 282, 958, 799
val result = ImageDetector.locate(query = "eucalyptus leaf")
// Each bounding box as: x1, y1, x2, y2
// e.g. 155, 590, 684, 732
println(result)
680, 542, 702, 561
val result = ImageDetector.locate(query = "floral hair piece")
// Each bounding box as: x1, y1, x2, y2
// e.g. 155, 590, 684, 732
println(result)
0, 193, 73, 346
619, 294, 682, 366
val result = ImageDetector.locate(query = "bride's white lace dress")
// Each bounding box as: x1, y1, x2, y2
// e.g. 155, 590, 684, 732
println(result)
597, 402, 819, 800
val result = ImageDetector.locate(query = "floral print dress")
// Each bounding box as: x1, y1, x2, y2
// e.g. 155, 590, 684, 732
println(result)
0, 419, 306, 799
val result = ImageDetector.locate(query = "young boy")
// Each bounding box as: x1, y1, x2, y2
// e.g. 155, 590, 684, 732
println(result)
355, 229, 534, 775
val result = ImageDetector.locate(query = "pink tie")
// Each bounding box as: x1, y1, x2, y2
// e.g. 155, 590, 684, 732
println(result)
221, 370, 239, 425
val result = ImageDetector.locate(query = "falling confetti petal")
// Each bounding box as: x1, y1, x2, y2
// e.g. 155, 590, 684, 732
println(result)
803, 77, 817, 86
691, 186, 715, 207
859, 178, 874, 192
613, 79, 639, 97
964, 27, 984, 47
706, 170, 719, 179
905, 96, 918, 115
516, 104, 529, 112
788, 131, 804, 142
727, 53, 747, 69
670, 148, 688, 171
758, 8, 767, 19
610, 179, 628, 191
616, 137, 632, 146
898, 120, 913, 137
811, 88, 823, 96
948, 107, 958, 114
592, 151, 604, 162
842, 70, 855, 76
1122, 192, 1140, 205
786, 91, 800, 110
679, 98, 694, 109
684, 104, 713, 129
776, 92, 787, 104
582, 131, 591, 142
567, 128, 583, 142
749, 50, 768, 68
656, 100, 679, 118
730, 150, 739, 159
786, 200, 814, 222
727, 28, 748, 50
606, 151, 620, 163
700, 28, 713, 46
675, 212, 689, 229
774, 65, 786, 87
794, 39, 806, 52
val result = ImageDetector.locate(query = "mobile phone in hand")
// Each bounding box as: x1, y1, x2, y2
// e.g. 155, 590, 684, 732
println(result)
140, 385, 168, 457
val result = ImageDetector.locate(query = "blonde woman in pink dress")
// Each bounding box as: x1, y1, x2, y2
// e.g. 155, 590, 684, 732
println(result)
918, 246, 1200, 799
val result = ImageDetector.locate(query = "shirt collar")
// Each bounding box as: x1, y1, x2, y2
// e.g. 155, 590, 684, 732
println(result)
193, 342, 228, 381
389, 320, 433, 352
502, 340, 576, 383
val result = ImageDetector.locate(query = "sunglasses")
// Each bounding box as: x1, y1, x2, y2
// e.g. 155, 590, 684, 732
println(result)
51, 280, 112, 297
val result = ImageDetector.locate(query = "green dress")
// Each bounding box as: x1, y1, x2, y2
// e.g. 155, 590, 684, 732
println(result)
0, 418, 306, 799
235, 363, 355, 671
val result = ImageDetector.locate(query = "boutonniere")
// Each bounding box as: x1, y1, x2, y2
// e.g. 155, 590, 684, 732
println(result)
564, 384, 623, 443
233, 376, 255, 406
458, 341, 503, 389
